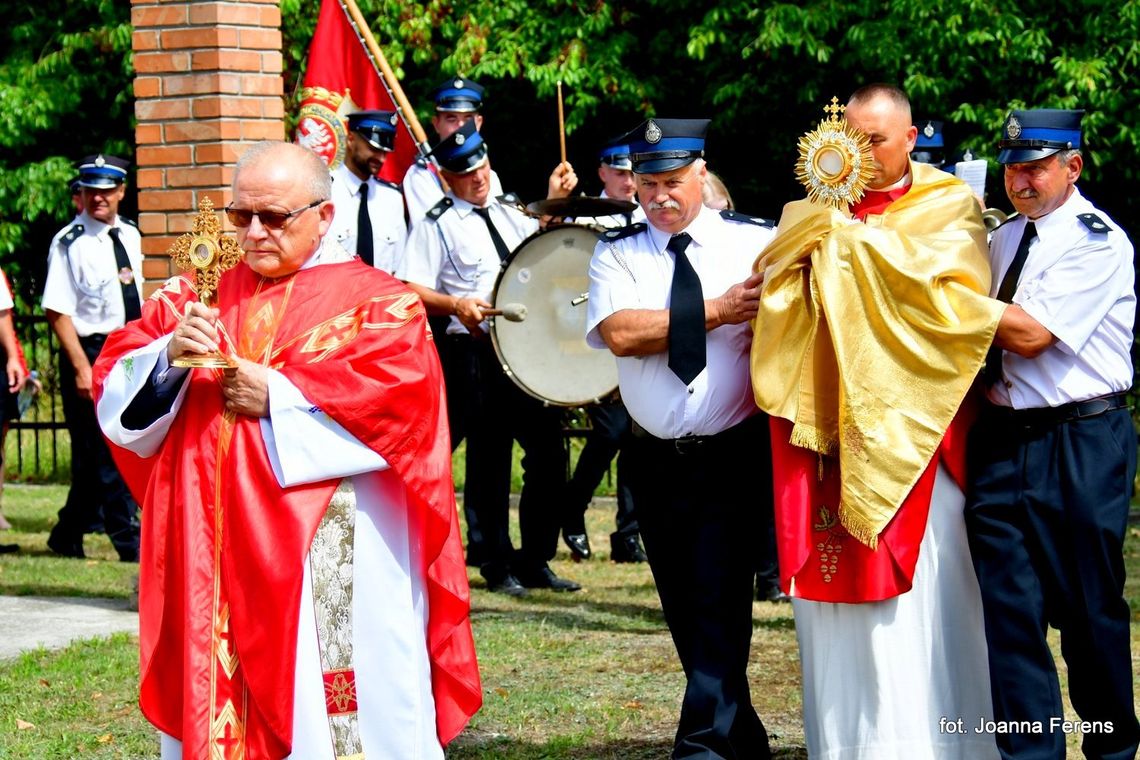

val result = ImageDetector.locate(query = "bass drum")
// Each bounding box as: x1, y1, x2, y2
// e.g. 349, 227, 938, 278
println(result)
489, 224, 618, 406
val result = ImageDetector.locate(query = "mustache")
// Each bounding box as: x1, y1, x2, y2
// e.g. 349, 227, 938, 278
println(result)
1010, 189, 1038, 199
648, 199, 681, 211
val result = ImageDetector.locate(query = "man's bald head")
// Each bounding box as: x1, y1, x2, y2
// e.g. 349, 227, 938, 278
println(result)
234, 141, 332, 202
845, 84, 918, 189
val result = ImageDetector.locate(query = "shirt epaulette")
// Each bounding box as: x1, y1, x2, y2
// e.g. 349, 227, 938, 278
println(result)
119, 217, 139, 229
376, 178, 401, 192
426, 196, 454, 221
720, 209, 774, 228
61, 224, 84, 248
598, 222, 647, 242
993, 212, 1020, 232
496, 192, 521, 207
1077, 212, 1111, 234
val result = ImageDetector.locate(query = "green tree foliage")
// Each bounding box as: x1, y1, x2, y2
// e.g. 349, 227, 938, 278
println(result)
4, 0, 1138, 310
0, 1, 133, 308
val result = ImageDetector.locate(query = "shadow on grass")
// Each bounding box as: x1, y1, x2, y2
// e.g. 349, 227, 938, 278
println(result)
448, 733, 807, 759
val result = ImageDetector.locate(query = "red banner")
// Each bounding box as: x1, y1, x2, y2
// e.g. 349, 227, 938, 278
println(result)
294, 0, 417, 184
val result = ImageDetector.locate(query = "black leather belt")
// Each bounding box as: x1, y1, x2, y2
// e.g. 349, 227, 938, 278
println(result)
985, 392, 1130, 427
630, 413, 764, 455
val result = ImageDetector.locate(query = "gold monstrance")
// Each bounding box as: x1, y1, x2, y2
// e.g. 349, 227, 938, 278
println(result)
795, 96, 876, 208
168, 197, 242, 368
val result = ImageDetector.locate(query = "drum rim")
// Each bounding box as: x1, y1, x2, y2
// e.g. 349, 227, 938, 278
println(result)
488, 224, 617, 406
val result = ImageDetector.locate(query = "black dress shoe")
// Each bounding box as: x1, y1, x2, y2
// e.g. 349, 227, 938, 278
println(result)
47, 530, 85, 559
464, 543, 488, 568
486, 574, 528, 597
610, 534, 647, 563
516, 566, 582, 592
0, 543, 18, 554
759, 585, 792, 603
563, 532, 592, 561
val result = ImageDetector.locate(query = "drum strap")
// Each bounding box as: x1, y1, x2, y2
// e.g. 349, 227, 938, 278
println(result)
472, 206, 512, 261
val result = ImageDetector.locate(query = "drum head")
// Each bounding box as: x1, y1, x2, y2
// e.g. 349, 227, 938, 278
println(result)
490, 225, 618, 406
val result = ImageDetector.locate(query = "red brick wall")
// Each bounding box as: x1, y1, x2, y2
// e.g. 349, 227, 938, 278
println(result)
130, 0, 285, 291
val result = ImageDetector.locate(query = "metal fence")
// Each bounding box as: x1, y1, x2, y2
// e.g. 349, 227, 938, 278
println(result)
5, 314, 67, 481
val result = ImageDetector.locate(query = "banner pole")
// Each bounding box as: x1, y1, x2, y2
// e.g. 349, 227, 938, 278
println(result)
337, 0, 433, 161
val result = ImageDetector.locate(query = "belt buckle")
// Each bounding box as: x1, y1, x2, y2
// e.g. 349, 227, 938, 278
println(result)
673, 436, 706, 455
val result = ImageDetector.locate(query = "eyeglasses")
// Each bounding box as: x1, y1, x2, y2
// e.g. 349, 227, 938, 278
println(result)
225, 200, 324, 230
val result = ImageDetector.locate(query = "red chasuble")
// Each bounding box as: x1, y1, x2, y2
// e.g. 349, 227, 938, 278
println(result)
770, 183, 974, 603
93, 261, 480, 758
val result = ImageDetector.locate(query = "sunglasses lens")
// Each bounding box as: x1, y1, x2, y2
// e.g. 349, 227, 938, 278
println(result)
225, 208, 254, 228
258, 211, 290, 229
225, 208, 292, 229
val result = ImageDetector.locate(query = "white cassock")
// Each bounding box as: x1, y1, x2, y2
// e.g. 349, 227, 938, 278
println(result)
98, 336, 443, 760
791, 463, 1000, 760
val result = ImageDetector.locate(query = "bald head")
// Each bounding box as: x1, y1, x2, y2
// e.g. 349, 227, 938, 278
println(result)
845, 85, 917, 189
233, 141, 332, 202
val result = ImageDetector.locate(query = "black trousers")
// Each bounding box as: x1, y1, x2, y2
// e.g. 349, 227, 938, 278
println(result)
628, 413, 772, 760
54, 334, 139, 558
564, 399, 639, 540
445, 334, 565, 582
965, 404, 1139, 760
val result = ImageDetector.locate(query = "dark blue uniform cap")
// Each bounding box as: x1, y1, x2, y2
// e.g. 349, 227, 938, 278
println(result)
348, 109, 398, 152
429, 117, 488, 175
914, 119, 944, 149
598, 138, 632, 171
998, 109, 1084, 164
432, 76, 484, 113
622, 118, 709, 174
76, 154, 129, 189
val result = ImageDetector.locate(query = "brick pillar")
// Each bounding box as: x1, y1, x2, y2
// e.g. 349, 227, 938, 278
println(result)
131, 0, 285, 293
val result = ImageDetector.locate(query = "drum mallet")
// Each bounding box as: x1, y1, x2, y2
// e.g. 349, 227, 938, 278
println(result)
483, 303, 528, 322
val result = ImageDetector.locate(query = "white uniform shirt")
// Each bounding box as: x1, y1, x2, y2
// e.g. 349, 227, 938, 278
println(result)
573, 190, 647, 230
42, 211, 143, 337
404, 161, 503, 225
0, 270, 13, 310
327, 164, 407, 274
586, 204, 775, 438
398, 194, 537, 335
987, 187, 1135, 408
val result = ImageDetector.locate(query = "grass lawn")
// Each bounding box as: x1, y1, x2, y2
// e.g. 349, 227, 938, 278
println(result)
0, 483, 1137, 758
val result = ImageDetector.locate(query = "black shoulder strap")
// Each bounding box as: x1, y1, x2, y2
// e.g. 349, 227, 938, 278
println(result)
1077, 212, 1111, 234
61, 224, 84, 248
598, 222, 647, 242
375, 178, 401, 192
720, 209, 774, 228
426, 196, 454, 221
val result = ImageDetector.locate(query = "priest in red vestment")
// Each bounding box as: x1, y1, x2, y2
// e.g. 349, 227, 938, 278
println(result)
751, 85, 1004, 760
93, 141, 480, 760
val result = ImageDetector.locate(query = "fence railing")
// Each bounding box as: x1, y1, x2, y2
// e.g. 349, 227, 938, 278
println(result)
5, 314, 67, 481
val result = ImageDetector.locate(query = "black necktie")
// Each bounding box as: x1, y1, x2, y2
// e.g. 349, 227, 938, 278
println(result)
983, 221, 1037, 385
472, 206, 512, 261
108, 227, 141, 322
667, 233, 705, 384
356, 182, 374, 266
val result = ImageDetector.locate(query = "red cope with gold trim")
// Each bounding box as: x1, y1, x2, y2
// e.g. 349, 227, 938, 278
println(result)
93, 259, 480, 758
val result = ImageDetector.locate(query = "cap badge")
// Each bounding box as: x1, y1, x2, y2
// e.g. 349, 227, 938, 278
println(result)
95, 155, 106, 168
454, 133, 466, 146
923, 122, 935, 138
454, 78, 464, 88
645, 120, 662, 144
1006, 115, 1022, 140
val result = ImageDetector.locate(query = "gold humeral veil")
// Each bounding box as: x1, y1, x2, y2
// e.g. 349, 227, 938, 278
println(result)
750, 159, 1005, 548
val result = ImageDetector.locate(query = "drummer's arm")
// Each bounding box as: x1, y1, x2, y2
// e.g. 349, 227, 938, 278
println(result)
402, 282, 490, 332
597, 273, 764, 357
